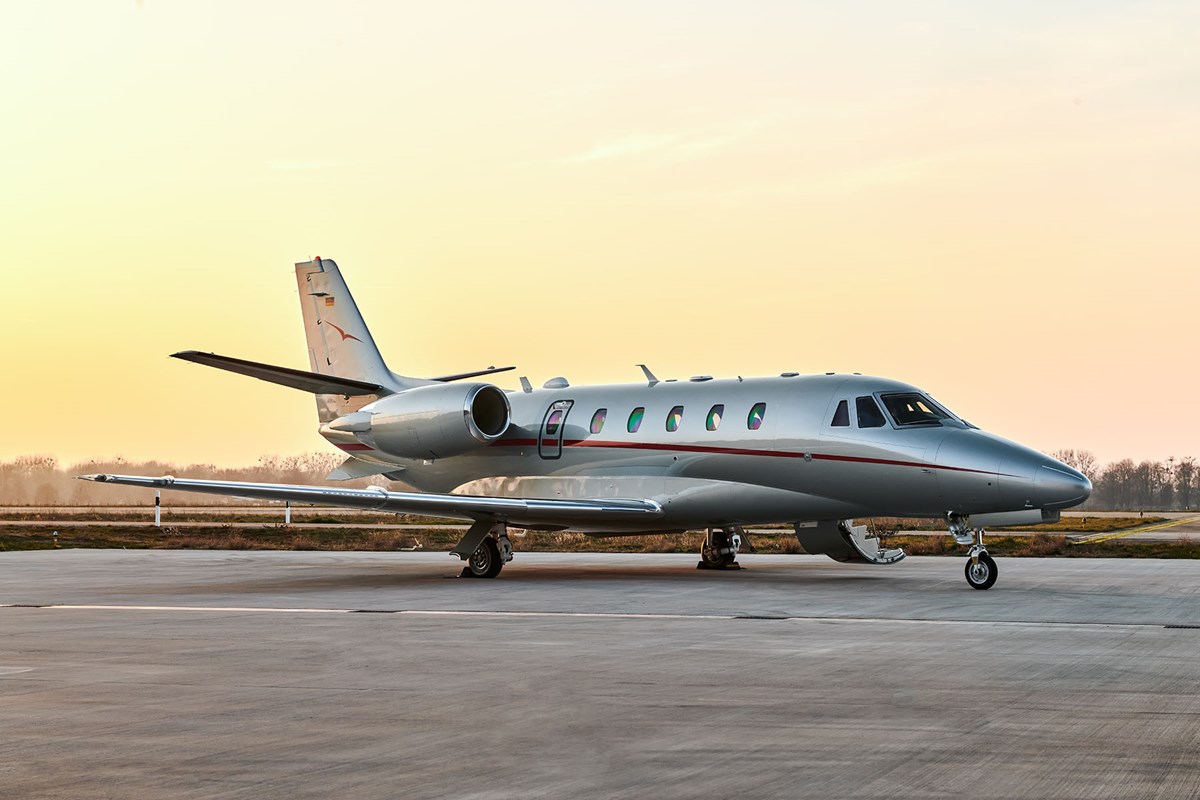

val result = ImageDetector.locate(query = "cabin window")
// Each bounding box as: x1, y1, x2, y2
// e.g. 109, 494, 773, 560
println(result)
545, 409, 564, 435
831, 400, 850, 427
666, 406, 684, 432
856, 396, 886, 428
706, 404, 724, 431
879, 393, 951, 426
627, 407, 645, 433
590, 408, 607, 434
747, 402, 766, 430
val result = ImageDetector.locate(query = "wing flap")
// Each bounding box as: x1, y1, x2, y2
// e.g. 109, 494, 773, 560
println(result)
78, 474, 664, 528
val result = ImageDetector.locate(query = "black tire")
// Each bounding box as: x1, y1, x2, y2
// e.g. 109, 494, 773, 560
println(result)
468, 537, 504, 579
965, 553, 998, 590
700, 540, 731, 568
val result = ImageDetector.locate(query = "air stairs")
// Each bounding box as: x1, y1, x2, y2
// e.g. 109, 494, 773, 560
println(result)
792, 520, 906, 565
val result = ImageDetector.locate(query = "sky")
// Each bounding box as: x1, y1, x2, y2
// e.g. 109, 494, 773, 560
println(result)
4, 1, 1198, 468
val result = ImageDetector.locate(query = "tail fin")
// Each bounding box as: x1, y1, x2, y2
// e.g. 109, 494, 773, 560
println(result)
295, 257, 425, 422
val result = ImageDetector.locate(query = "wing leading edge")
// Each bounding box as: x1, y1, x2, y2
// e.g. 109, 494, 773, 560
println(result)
77, 474, 664, 529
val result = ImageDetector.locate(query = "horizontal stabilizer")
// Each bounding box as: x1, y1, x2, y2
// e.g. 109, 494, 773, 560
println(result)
429, 366, 516, 382
171, 351, 385, 396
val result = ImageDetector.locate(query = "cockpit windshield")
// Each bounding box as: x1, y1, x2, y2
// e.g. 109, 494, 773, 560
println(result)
879, 393, 954, 426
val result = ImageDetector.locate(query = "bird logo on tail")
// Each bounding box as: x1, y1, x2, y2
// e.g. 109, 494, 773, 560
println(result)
322, 321, 362, 343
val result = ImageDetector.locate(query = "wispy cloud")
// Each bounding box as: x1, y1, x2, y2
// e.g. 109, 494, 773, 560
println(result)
564, 133, 684, 164
266, 160, 346, 172
558, 120, 764, 167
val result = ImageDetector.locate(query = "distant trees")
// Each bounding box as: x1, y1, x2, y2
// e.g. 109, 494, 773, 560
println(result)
1051, 449, 1097, 477
0, 452, 377, 506
1057, 451, 1199, 511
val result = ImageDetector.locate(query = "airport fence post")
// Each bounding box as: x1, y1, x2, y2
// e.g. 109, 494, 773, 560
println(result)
155, 491, 161, 528
285, 501, 291, 527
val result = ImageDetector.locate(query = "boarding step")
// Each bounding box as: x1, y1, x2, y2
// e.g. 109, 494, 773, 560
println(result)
792, 520, 906, 565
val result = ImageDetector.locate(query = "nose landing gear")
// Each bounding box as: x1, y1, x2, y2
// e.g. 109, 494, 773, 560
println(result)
948, 513, 998, 590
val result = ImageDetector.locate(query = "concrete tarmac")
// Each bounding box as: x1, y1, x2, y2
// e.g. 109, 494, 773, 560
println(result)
2, 550, 1199, 799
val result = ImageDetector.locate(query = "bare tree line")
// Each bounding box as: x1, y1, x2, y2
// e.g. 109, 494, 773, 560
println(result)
0, 453, 379, 506
1052, 450, 1196, 511
1, 451, 1196, 510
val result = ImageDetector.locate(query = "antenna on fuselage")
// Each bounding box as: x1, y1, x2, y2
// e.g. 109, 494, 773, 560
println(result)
519, 376, 533, 393
636, 364, 659, 386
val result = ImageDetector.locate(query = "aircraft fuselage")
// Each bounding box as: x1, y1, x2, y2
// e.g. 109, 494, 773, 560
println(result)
332, 373, 1089, 533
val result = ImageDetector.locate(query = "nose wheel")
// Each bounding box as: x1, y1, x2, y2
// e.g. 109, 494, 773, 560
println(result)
948, 513, 999, 590
965, 552, 998, 590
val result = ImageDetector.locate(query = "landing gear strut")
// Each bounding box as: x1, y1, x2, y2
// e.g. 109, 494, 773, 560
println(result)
948, 513, 997, 590
698, 526, 746, 570
453, 520, 514, 578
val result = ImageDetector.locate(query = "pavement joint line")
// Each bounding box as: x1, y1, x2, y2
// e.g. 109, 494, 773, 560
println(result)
0, 603, 1191, 630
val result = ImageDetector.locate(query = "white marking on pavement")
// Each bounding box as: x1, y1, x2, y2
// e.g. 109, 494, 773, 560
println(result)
0, 603, 1188, 629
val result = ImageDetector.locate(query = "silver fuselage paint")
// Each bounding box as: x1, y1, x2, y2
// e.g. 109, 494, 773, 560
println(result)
331, 373, 1091, 533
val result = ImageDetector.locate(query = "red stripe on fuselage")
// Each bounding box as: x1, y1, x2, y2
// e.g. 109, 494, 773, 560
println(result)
335, 443, 374, 451
489, 437, 1010, 476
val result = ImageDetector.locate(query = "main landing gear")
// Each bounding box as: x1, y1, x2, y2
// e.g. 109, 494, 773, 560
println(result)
697, 526, 750, 570
948, 513, 997, 590
451, 520, 514, 578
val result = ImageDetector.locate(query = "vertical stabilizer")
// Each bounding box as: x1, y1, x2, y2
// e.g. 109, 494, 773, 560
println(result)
295, 257, 424, 422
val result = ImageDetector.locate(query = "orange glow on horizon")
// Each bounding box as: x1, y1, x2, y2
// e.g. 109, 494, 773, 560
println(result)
4, 1, 1197, 468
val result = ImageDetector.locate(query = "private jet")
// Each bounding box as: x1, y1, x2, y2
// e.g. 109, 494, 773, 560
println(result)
83, 258, 1092, 589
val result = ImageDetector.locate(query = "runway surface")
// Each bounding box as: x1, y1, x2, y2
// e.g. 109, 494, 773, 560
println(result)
2, 551, 1198, 799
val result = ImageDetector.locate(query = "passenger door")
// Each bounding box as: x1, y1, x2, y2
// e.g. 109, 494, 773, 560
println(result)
539, 400, 574, 460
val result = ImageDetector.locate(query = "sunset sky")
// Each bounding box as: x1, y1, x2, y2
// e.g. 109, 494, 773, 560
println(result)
5, 1, 1198, 469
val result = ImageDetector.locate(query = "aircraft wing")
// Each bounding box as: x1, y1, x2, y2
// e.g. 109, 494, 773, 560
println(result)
77, 474, 664, 529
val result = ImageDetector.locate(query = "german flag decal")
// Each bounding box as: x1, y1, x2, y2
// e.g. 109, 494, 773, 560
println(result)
324, 296, 336, 307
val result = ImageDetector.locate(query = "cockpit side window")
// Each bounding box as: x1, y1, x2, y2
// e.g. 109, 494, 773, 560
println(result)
856, 396, 886, 428
831, 400, 850, 427
879, 392, 952, 426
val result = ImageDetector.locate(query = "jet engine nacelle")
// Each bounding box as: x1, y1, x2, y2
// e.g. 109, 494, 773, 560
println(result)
362, 382, 511, 460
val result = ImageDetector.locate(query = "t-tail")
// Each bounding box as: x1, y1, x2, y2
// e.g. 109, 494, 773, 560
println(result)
294, 257, 424, 422
170, 257, 513, 427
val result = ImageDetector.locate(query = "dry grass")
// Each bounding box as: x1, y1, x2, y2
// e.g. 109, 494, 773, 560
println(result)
1012, 534, 1069, 557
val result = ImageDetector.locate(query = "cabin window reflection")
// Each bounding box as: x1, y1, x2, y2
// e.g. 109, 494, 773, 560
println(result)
627, 407, 645, 433
666, 406, 684, 432
706, 404, 724, 431
856, 396, 886, 428
747, 402, 766, 430
545, 409, 563, 435
590, 409, 607, 434
831, 400, 850, 427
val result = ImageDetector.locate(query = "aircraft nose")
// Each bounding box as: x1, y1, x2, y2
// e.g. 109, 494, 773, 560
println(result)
999, 448, 1092, 511
1034, 465, 1092, 508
